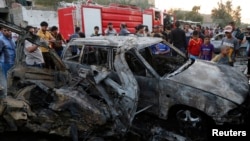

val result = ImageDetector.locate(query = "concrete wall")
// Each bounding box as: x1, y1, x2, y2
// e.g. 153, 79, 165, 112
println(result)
0, 0, 6, 7
10, 5, 58, 28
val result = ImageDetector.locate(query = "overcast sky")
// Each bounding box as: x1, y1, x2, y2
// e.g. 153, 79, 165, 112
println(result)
155, 0, 250, 23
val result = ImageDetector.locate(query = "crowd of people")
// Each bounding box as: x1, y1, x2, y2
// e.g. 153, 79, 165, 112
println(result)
0, 20, 249, 100
83, 21, 244, 67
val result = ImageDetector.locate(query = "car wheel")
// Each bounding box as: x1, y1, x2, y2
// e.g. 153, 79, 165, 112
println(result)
174, 108, 214, 141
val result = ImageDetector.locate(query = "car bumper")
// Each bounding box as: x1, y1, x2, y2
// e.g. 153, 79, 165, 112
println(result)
213, 94, 250, 125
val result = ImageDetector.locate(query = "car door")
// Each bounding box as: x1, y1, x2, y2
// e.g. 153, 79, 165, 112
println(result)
124, 49, 161, 115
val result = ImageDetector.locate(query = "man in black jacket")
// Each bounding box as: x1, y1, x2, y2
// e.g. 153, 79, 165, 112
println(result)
229, 21, 244, 44
169, 21, 187, 56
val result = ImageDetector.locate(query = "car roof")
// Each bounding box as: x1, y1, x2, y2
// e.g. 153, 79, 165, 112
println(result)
67, 36, 163, 50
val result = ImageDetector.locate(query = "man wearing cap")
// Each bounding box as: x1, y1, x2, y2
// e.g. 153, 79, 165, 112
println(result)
221, 25, 239, 63
104, 23, 117, 36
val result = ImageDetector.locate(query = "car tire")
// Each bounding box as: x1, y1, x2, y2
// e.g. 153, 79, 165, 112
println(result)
170, 107, 214, 141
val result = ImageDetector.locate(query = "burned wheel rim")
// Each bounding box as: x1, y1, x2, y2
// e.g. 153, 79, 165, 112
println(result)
176, 110, 202, 129
175, 109, 210, 141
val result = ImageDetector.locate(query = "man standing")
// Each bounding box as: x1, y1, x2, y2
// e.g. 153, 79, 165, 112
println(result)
69, 26, 81, 55
0, 27, 16, 78
135, 24, 146, 37
184, 24, 193, 44
221, 25, 239, 63
159, 24, 168, 41
151, 25, 164, 39
229, 21, 244, 44
119, 23, 130, 36
37, 21, 55, 69
24, 26, 44, 68
0, 27, 16, 98
169, 21, 187, 56
245, 26, 250, 76
104, 23, 117, 36
50, 26, 66, 57
196, 24, 205, 42
0, 27, 4, 99
150, 25, 159, 37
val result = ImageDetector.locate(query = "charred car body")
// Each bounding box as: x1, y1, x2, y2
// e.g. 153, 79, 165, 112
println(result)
0, 20, 249, 141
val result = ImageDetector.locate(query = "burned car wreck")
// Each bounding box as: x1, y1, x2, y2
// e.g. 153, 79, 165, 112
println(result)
0, 20, 250, 141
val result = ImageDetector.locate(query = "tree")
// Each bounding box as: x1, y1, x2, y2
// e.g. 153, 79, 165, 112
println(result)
170, 6, 203, 23
192, 6, 200, 13
169, 8, 187, 21
233, 6, 241, 25
185, 6, 203, 23
211, 0, 241, 27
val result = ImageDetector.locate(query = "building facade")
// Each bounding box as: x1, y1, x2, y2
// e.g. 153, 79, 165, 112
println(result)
0, 0, 9, 20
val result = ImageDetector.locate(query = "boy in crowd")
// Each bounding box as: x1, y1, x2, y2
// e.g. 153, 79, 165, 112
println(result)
188, 30, 202, 59
199, 36, 214, 61
211, 45, 233, 66
91, 26, 101, 37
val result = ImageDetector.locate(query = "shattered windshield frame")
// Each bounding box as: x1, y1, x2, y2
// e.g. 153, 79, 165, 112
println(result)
133, 41, 189, 78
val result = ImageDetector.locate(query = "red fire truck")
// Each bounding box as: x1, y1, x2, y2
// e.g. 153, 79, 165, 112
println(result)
58, 2, 175, 40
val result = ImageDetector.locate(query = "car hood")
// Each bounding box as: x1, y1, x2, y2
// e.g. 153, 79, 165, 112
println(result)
168, 59, 249, 105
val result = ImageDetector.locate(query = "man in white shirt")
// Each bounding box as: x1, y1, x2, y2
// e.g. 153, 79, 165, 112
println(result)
24, 26, 44, 68
104, 23, 117, 36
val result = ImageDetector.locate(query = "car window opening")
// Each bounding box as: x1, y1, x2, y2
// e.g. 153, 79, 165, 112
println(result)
139, 44, 186, 77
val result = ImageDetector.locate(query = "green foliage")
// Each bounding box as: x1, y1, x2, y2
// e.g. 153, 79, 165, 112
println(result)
186, 6, 203, 23
170, 9, 188, 21
170, 6, 203, 23
211, 0, 241, 27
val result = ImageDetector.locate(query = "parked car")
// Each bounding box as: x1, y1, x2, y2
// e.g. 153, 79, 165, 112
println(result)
210, 32, 248, 56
